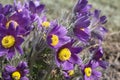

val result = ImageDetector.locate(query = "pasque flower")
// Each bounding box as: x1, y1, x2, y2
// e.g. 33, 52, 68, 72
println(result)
0, 3, 13, 16
2, 61, 29, 80
74, 0, 92, 15
90, 46, 108, 69
81, 61, 102, 80
29, 0, 45, 14
73, 15, 90, 42
91, 10, 108, 40
55, 40, 82, 70
38, 16, 51, 29
0, 22, 24, 60
8, 10, 32, 36
47, 22, 70, 48
0, 9, 32, 36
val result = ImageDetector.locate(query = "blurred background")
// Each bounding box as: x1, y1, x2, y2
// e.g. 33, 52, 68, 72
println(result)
0, 0, 120, 80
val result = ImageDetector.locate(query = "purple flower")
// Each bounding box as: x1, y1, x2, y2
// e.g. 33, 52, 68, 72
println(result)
8, 10, 32, 36
47, 22, 70, 49
73, 15, 90, 42
0, 8, 32, 36
92, 10, 107, 24
55, 40, 82, 70
90, 46, 109, 69
91, 26, 108, 40
2, 61, 29, 80
0, 3, 13, 16
81, 61, 102, 80
73, 0, 92, 15
29, 0, 45, 14
38, 16, 51, 28
0, 22, 24, 60
91, 10, 108, 40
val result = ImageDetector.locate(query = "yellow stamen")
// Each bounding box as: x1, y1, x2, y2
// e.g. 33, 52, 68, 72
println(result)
41, 21, 50, 28
51, 34, 59, 46
12, 71, 21, 80
68, 70, 74, 76
58, 48, 71, 61
1, 35, 15, 48
84, 67, 92, 77
6, 20, 18, 29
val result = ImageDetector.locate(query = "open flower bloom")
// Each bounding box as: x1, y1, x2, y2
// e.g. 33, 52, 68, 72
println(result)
8, 8, 32, 36
73, 15, 90, 42
90, 46, 109, 69
73, 0, 92, 15
0, 22, 24, 60
47, 22, 70, 49
55, 40, 82, 70
81, 61, 102, 80
0, 10, 32, 36
2, 61, 29, 80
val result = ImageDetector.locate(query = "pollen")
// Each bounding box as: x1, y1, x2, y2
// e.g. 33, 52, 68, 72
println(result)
41, 21, 50, 28
12, 71, 21, 80
6, 20, 19, 29
51, 34, 59, 46
1, 35, 15, 48
68, 70, 74, 76
84, 67, 92, 77
58, 48, 71, 61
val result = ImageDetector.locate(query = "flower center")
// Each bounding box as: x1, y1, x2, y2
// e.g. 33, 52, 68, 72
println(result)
51, 34, 59, 46
68, 70, 74, 76
6, 20, 19, 29
1, 35, 15, 48
84, 67, 92, 77
58, 48, 71, 61
12, 71, 21, 80
41, 21, 50, 28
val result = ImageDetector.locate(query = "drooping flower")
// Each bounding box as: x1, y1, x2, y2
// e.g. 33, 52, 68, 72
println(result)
0, 3, 13, 16
2, 61, 29, 80
55, 40, 82, 70
81, 61, 102, 80
90, 46, 109, 69
73, 15, 90, 42
0, 22, 24, 60
47, 22, 70, 49
24, 0, 45, 23
28, 0, 45, 14
91, 10, 108, 40
73, 0, 92, 15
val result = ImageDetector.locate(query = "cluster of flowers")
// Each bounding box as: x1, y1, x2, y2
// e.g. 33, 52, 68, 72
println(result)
0, 0, 108, 80
0, 0, 45, 80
